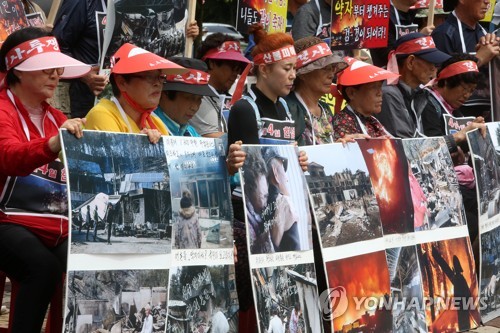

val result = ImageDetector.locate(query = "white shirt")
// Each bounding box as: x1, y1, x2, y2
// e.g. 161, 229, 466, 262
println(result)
211, 310, 230, 333
268, 315, 284, 333
141, 314, 153, 333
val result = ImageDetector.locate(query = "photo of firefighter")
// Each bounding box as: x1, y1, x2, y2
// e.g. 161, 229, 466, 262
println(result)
468, 129, 500, 220
480, 226, 500, 322
167, 136, 233, 250
326, 250, 392, 333
104, 0, 188, 69
252, 264, 322, 333
403, 138, 467, 230
64, 270, 169, 333
357, 139, 414, 235
386, 246, 427, 333
62, 131, 172, 255
166, 265, 238, 333
303, 143, 383, 248
417, 237, 481, 331
241, 145, 312, 254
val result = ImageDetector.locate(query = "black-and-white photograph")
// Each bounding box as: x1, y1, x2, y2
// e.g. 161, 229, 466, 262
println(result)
252, 264, 323, 333
64, 269, 169, 333
386, 246, 427, 333
402, 138, 466, 230
480, 226, 500, 322
486, 122, 500, 168
241, 145, 313, 254
62, 130, 171, 254
104, 0, 187, 68
166, 265, 239, 333
467, 130, 500, 219
165, 137, 233, 250
303, 143, 383, 248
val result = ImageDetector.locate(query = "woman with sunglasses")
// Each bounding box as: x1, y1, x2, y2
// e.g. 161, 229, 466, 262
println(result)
85, 43, 186, 141
0, 27, 91, 332
286, 36, 353, 146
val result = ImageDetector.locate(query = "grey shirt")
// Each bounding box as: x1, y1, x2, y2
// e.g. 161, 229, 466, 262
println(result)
291, 0, 331, 40
189, 95, 223, 136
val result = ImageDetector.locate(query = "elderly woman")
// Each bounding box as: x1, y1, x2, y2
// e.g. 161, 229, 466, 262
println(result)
85, 43, 187, 141
0, 27, 90, 332
332, 58, 399, 140
286, 37, 348, 145
422, 54, 483, 137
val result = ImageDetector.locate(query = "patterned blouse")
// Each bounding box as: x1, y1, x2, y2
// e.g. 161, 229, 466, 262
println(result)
332, 106, 388, 140
302, 102, 335, 145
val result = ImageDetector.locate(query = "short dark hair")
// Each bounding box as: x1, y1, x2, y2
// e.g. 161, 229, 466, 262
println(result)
436, 54, 480, 89
164, 90, 178, 101
340, 84, 362, 103
0, 27, 51, 86
110, 73, 133, 97
197, 32, 239, 61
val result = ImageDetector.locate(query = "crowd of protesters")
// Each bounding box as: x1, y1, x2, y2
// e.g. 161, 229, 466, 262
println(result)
0, 0, 498, 330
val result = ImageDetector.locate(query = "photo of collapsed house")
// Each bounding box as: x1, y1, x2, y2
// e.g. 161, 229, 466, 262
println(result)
241, 145, 313, 254
102, 0, 187, 69
326, 250, 392, 333
357, 139, 414, 235
61, 131, 171, 254
386, 246, 427, 333
487, 122, 500, 167
252, 264, 322, 333
303, 143, 383, 248
417, 237, 481, 332
403, 138, 467, 230
467, 130, 500, 220
165, 137, 233, 250
166, 265, 238, 332
480, 226, 500, 322
64, 269, 168, 333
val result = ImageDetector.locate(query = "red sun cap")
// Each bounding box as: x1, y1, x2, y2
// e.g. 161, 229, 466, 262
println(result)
437, 60, 479, 81
337, 57, 400, 87
110, 43, 187, 75
201, 41, 250, 64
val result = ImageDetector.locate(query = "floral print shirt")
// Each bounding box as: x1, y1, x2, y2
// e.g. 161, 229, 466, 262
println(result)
332, 106, 388, 140
302, 102, 335, 145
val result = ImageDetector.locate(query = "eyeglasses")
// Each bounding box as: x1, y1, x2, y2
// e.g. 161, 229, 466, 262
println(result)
42, 68, 64, 76
129, 73, 167, 84
459, 84, 476, 96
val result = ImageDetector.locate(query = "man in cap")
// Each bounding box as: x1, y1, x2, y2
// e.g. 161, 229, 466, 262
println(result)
193, 34, 250, 138
155, 57, 219, 137
432, 0, 500, 118
377, 33, 451, 138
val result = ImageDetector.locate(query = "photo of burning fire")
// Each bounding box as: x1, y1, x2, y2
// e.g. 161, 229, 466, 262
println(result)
237, 0, 287, 33
358, 139, 414, 235
0, 0, 28, 43
326, 250, 391, 333
417, 237, 481, 332
330, 0, 390, 49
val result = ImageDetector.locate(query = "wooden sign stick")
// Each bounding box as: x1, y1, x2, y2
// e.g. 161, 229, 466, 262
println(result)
184, 0, 198, 57
427, 0, 436, 27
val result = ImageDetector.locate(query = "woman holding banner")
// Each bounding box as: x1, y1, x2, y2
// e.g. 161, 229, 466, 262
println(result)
84, 43, 187, 141
332, 58, 399, 140
226, 24, 307, 332
0, 27, 90, 332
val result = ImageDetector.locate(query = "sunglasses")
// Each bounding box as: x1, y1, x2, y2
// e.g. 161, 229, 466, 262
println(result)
129, 73, 167, 84
42, 68, 64, 76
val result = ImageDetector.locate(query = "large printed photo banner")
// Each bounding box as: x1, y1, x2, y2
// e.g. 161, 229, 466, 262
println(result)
163, 136, 237, 332
99, 0, 188, 70
61, 130, 171, 255
467, 125, 500, 323
330, 0, 390, 50
0, 0, 27, 43
236, 0, 287, 34
240, 144, 322, 333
